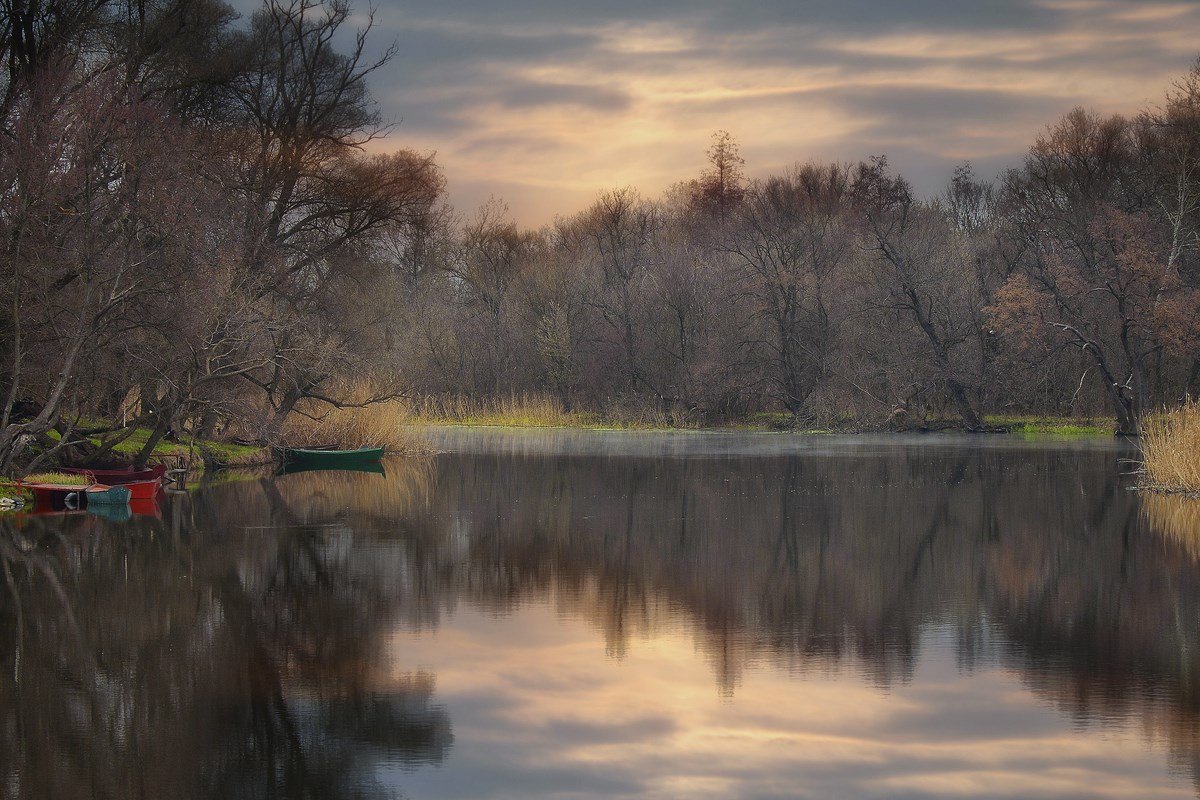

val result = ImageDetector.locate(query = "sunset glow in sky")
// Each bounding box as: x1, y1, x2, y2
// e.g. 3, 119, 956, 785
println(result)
357, 0, 1200, 223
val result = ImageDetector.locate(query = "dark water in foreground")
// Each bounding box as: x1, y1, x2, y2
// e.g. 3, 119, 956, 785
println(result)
3, 429, 1200, 799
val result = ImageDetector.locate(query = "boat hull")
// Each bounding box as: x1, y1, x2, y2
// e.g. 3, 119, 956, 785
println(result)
281, 447, 385, 469
60, 465, 167, 484
24, 483, 90, 510
122, 478, 163, 501
85, 485, 132, 505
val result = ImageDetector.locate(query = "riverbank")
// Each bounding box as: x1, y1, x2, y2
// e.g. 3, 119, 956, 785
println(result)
0, 403, 1115, 502
4, 405, 423, 494
397, 400, 1116, 438
0, 431, 274, 507
44, 426, 274, 470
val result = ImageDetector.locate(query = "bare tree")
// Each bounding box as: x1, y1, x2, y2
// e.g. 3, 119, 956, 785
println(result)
725, 164, 855, 419
854, 157, 986, 430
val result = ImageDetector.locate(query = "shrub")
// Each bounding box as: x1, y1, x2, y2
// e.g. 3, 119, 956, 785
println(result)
1140, 401, 1200, 494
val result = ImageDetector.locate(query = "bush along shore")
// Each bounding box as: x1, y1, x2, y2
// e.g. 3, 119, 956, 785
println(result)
1139, 401, 1200, 497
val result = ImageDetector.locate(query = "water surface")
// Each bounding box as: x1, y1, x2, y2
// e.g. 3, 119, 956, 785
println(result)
3, 429, 1200, 799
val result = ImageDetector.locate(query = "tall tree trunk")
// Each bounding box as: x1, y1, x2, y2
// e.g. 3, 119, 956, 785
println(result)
133, 387, 178, 469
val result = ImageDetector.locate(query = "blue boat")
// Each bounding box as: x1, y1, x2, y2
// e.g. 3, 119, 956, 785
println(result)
84, 484, 132, 506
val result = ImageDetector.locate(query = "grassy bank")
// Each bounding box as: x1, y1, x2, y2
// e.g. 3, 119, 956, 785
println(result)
394, 394, 1115, 437
100, 428, 269, 467
0, 484, 28, 504
985, 415, 1112, 438
1140, 402, 1200, 495
0, 473, 89, 506
8, 393, 1118, 489
44, 426, 272, 471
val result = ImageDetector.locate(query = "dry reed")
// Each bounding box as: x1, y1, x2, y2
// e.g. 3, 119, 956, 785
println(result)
406, 393, 575, 427
400, 392, 697, 429
279, 381, 421, 452
1140, 401, 1200, 494
279, 384, 701, 446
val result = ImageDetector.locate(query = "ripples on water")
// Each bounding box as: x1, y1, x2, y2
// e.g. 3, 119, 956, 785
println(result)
2, 429, 1200, 799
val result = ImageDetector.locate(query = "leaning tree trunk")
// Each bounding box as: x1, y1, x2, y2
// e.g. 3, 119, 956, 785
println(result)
946, 377, 982, 431
261, 385, 303, 446
133, 402, 174, 469
907, 290, 981, 431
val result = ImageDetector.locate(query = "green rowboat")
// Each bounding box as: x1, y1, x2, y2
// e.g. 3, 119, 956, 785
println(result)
84, 484, 132, 505
281, 446, 386, 469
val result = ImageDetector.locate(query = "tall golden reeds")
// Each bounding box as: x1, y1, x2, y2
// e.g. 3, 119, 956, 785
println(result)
279, 381, 419, 452
1140, 400, 1200, 494
405, 392, 577, 427
400, 392, 697, 429
280, 384, 697, 446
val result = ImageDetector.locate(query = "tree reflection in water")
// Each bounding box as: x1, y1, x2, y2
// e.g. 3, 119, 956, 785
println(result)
2, 435, 1200, 796
0, 460, 450, 800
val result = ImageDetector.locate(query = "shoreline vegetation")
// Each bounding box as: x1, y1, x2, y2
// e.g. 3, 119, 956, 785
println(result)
1139, 401, 1200, 497
2, 392, 1116, 481
390, 393, 1116, 437
0, 392, 1159, 509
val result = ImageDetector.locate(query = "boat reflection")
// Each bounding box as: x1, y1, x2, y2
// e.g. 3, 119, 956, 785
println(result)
277, 461, 388, 477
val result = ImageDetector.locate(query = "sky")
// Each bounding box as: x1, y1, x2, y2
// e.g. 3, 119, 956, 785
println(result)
351, 0, 1200, 225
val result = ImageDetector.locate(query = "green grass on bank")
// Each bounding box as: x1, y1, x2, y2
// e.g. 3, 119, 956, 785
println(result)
427, 415, 686, 431
0, 485, 28, 504
44, 426, 271, 468
193, 440, 270, 467
984, 415, 1113, 438
416, 411, 1115, 438
394, 393, 1121, 437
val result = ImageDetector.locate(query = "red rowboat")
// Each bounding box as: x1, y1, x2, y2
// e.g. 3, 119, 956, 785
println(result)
24, 483, 87, 509
18, 476, 161, 510
121, 478, 162, 501
60, 464, 167, 484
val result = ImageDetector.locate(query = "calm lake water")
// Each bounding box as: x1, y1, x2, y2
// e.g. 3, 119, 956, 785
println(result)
4, 429, 1200, 799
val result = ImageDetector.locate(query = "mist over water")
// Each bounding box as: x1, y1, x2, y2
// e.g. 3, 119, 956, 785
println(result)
3, 430, 1199, 799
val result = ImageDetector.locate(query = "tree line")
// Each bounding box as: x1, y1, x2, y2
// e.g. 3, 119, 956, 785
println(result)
3, 0, 1200, 474
394, 89, 1200, 437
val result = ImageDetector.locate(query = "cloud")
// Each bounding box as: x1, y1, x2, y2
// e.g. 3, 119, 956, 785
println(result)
491, 81, 632, 112
358, 0, 1200, 223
